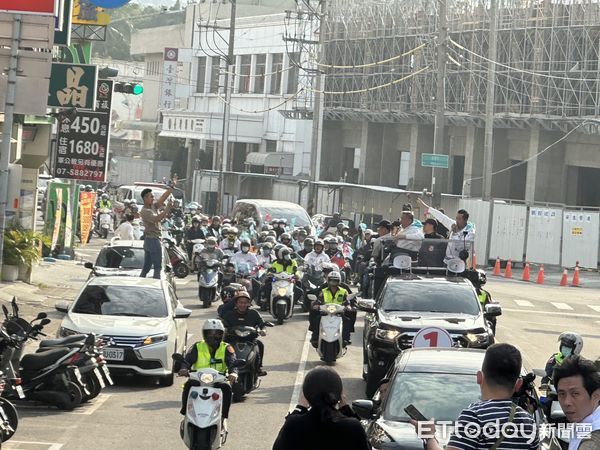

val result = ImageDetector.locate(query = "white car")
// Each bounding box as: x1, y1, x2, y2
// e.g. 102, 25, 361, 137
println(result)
55, 276, 190, 386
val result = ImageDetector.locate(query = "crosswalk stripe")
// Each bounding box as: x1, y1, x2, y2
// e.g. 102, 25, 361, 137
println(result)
514, 300, 534, 307
551, 302, 573, 310
588, 305, 600, 312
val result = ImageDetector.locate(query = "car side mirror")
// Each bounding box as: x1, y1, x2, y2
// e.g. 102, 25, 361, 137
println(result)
55, 301, 70, 313
174, 307, 192, 319
484, 303, 502, 317
352, 400, 375, 420
84, 262, 94, 270
357, 299, 377, 313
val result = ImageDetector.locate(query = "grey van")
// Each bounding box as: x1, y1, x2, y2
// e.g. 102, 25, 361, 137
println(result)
231, 199, 315, 234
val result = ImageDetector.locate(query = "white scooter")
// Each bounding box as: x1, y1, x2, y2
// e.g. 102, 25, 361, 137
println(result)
96, 208, 113, 239
309, 293, 357, 364
269, 272, 296, 325
173, 355, 244, 450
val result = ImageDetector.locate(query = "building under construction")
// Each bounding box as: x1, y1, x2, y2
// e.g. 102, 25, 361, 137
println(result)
318, 0, 600, 206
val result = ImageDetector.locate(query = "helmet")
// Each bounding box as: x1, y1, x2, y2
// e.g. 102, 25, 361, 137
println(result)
277, 218, 287, 225
303, 237, 314, 250
101, 194, 108, 200
85, 185, 93, 192
205, 236, 218, 247
558, 332, 583, 357
325, 236, 336, 244
364, 229, 374, 237
277, 246, 291, 261
261, 242, 273, 250
265, 235, 277, 244
202, 319, 225, 346
192, 215, 201, 223
261, 224, 272, 232
327, 271, 341, 283
322, 262, 338, 274
280, 233, 292, 243
212, 215, 221, 222
477, 269, 487, 285
240, 239, 251, 252
298, 229, 308, 237
233, 290, 252, 303
78, 185, 84, 191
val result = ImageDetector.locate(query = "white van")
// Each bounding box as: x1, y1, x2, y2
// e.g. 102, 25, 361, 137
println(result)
230, 199, 314, 234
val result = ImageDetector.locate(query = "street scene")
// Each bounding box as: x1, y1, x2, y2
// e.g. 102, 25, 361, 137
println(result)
0, 0, 599, 450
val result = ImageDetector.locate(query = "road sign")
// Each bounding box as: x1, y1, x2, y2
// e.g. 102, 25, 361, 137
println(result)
412, 327, 454, 348
54, 0, 73, 46
53, 80, 113, 182
0, 0, 57, 15
48, 62, 98, 109
421, 153, 449, 169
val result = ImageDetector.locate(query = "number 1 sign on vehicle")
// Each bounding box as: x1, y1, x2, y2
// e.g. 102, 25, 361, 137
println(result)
412, 327, 454, 348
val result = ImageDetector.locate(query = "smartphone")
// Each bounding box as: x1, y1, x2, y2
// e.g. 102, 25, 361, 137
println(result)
404, 404, 429, 421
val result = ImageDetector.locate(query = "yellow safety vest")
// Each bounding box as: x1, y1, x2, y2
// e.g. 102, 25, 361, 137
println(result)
554, 352, 565, 365
192, 341, 228, 373
271, 260, 297, 275
322, 287, 348, 305
478, 291, 488, 305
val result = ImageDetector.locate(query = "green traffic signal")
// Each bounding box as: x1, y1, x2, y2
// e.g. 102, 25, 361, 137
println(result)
132, 84, 143, 95
114, 82, 143, 95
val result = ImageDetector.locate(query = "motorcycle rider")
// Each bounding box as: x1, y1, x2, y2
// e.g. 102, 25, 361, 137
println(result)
298, 238, 314, 259
274, 219, 287, 238
97, 193, 112, 210
472, 269, 497, 333
220, 227, 241, 254
229, 239, 258, 268
309, 271, 353, 348
304, 239, 330, 270
257, 242, 275, 267
222, 291, 268, 377
178, 319, 237, 429
324, 236, 339, 259
280, 232, 293, 249
543, 332, 584, 384
293, 229, 308, 252
185, 216, 205, 260
197, 236, 224, 282
205, 216, 222, 239
262, 246, 302, 304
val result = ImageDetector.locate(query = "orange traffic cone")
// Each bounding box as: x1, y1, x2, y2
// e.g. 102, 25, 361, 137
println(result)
472, 252, 477, 269
536, 264, 545, 284
504, 259, 513, 278
571, 261, 580, 287
493, 257, 501, 276
522, 262, 531, 282
560, 268, 568, 286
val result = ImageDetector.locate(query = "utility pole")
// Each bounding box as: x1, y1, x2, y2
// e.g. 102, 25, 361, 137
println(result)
0, 15, 22, 268
216, 0, 236, 214
482, 0, 498, 200
431, 0, 447, 195
308, 0, 326, 216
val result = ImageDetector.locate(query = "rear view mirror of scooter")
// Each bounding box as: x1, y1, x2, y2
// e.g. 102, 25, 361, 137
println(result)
32, 312, 48, 323
40, 318, 51, 326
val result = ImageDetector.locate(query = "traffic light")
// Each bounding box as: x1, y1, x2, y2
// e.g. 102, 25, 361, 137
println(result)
114, 82, 143, 95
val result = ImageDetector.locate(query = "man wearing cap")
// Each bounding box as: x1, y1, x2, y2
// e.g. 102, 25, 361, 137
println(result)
372, 220, 393, 266
418, 218, 447, 267
139, 178, 176, 278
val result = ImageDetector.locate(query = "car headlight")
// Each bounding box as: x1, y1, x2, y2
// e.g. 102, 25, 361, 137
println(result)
141, 334, 169, 346
58, 327, 78, 337
277, 287, 287, 296
465, 330, 490, 345
200, 373, 214, 384
375, 328, 400, 342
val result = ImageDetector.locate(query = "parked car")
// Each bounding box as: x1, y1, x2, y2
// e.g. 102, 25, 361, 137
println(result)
84, 239, 176, 292
358, 275, 500, 397
353, 347, 562, 450
54, 276, 190, 386
231, 199, 315, 235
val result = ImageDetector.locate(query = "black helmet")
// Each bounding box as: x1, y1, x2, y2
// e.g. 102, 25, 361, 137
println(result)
303, 238, 314, 250
477, 269, 487, 285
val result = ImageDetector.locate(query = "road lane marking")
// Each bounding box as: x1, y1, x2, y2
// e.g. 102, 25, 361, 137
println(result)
70, 393, 111, 415
589, 305, 600, 312
514, 300, 534, 307
502, 308, 600, 319
551, 302, 573, 310
5, 441, 64, 450
288, 330, 311, 413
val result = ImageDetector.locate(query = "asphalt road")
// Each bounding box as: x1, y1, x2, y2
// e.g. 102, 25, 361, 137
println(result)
5, 240, 600, 450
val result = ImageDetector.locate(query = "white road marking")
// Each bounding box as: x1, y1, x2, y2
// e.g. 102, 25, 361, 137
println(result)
551, 302, 573, 310
288, 330, 311, 413
514, 300, 534, 307
503, 308, 600, 319
588, 305, 600, 312
70, 393, 111, 415
5, 441, 64, 450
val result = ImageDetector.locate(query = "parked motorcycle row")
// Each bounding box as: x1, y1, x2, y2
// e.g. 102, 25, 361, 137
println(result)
0, 297, 113, 445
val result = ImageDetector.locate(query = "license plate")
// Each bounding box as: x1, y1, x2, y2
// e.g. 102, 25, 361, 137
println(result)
101, 365, 114, 385
94, 368, 106, 389
16, 385, 24, 399
103, 348, 125, 361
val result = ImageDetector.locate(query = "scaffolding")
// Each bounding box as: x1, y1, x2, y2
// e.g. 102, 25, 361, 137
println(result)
322, 0, 600, 132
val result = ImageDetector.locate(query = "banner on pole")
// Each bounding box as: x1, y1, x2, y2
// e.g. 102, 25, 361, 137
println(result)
79, 191, 96, 245
64, 188, 72, 250
51, 189, 63, 252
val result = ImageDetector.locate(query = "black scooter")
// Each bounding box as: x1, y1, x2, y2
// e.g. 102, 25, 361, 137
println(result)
163, 237, 190, 278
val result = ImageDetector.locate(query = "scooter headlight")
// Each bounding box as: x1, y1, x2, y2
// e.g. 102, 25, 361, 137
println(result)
200, 373, 215, 384
326, 304, 337, 314
277, 287, 287, 296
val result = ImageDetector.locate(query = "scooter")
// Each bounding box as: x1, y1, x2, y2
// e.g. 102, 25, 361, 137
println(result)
302, 265, 325, 313
164, 237, 190, 278
198, 258, 221, 309
173, 354, 245, 450
269, 272, 296, 325
226, 324, 273, 402
171, 216, 186, 246
0, 371, 18, 444
95, 208, 113, 239
310, 294, 357, 364
190, 239, 205, 273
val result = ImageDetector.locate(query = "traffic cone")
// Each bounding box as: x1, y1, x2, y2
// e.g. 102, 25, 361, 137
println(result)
504, 259, 513, 278
522, 262, 531, 282
536, 265, 545, 284
493, 257, 501, 276
571, 261, 580, 287
560, 268, 568, 286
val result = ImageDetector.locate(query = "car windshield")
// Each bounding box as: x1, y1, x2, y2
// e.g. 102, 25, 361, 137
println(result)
96, 247, 145, 269
72, 285, 167, 317
259, 206, 311, 227
385, 372, 480, 422
380, 282, 480, 315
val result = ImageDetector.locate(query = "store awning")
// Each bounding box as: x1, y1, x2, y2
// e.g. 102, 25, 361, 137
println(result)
117, 120, 161, 132
245, 152, 294, 168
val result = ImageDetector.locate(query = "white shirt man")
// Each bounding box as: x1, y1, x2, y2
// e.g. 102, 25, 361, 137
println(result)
115, 218, 134, 241
304, 249, 330, 271
393, 211, 424, 253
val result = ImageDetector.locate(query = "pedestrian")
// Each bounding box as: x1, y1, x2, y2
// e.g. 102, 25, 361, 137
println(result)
273, 366, 371, 450
412, 343, 539, 450
553, 355, 600, 450
115, 213, 135, 241
139, 178, 177, 279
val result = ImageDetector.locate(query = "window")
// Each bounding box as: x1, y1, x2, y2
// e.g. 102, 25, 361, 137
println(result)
380, 283, 480, 315
254, 54, 266, 94
196, 57, 207, 93
398, 151, 410, 186
239, 55, 251, 93
210, 56, 220, 94
270, 53, 283, 94
286, 53, 299, 94
266, 140, 277, 152
96, 247, 145, 269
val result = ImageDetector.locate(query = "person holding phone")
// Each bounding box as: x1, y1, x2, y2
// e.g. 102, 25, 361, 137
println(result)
411, 343, 539, 450
273, 367, 371, 450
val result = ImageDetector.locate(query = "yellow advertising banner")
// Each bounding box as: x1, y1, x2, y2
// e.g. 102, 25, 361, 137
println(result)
51, 189, 63, 252
79, 192, 96, 245
72, 0, 110, 25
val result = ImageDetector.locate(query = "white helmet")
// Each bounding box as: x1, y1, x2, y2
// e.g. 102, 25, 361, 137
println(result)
203, 319, 225, 333
558, 332, 583, 357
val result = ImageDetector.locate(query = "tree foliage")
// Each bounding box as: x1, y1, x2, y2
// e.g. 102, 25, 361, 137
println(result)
92, 4, 184, 60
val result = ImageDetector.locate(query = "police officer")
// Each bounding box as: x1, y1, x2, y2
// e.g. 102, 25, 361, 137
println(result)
472, 269, 496, 333
262, 247, 302, 306
309, 272, 353, 348
178, 319, 237, 428
98, 193, 112, 209
543, 332, 584, 384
